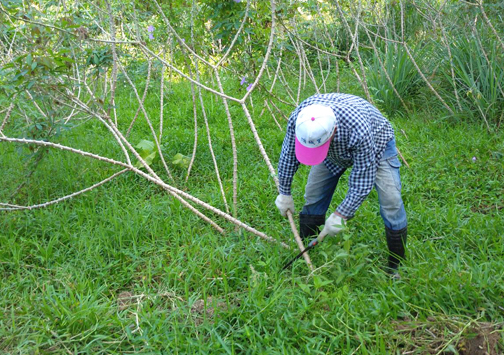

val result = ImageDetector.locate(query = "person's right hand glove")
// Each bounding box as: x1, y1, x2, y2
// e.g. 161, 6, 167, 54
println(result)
275, 194, 295, 217
320, 213, 346, 237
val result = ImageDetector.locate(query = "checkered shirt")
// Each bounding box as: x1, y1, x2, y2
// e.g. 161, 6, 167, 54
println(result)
277, 93, 395, 219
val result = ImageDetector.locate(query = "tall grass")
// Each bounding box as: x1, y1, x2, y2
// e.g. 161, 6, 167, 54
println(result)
366, 43, 422, 116
447, 34, 504, 128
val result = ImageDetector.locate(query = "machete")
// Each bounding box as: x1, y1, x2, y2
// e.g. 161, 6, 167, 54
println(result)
282, 231, 328, 270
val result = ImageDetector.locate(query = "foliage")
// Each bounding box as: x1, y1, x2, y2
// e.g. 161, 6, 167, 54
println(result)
1, 103, 503, 352
367, 43, 422, 116
85, 46, 114, 76
199, 0, 276, 75
448, 33, 504, 125
134, 139, 158, 169
171, 152, 191, 169
1, 1, 504, 352
1, 49, 74, 92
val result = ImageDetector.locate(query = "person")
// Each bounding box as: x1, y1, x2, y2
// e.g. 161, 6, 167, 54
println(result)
275, 93, 408, 274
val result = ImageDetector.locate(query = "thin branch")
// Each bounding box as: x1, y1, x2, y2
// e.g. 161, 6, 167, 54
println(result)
140, 43, 240, 103
241, 103, 277, 185
478, 1, 504, 52
126, 58, 153, 137
269, 54, 283, 93
334, 1, 372, 102
439, 24, 463, 112
362, 25, 411, 114
264, 99, 283, 130
241, 0, 277, 102
184, 71, 200, 183
105, 0, 119, 126
287, 211, 314, 271
63, 91, 133, 167
215, 0, 251, 68
0, 99, 17, 137
277, 19, 346, 59
159, 47, 167, 143
2, 169, 128, 211
215, 70, 239, 218
191, 7, 230, 214
403, 43, 454, 115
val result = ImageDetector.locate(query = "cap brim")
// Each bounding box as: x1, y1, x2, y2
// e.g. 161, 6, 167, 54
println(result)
295, 137, 331, 166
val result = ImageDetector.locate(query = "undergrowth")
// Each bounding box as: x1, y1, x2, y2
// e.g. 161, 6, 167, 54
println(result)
1, 80, 503, 353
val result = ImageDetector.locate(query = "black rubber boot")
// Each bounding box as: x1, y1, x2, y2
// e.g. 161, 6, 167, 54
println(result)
385, 226, 408, 272
299, 213, 326, 241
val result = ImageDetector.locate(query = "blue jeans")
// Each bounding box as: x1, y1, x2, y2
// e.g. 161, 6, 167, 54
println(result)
300, 138, 407, 230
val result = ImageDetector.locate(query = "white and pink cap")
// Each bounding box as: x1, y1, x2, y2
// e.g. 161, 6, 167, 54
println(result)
295, 104, 337, 165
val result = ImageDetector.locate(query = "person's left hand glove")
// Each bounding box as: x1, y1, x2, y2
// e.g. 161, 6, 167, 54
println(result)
320, 213, 346, 237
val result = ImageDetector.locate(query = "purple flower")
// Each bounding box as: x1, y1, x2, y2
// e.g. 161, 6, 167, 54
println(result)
240, 76, 247, 86
246, 83, 253, 92
147, 25, 155, 33
472, 156, 477, 162
234, 0, 241, 2
148, 33, 154, 40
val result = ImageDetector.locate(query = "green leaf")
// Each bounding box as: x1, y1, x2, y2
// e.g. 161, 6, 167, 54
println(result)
39, 57, 56, 70
134, 151, 157, 169
343, 239, 352, 253
313, 275, 333, 290
14, 54, 28, 63
134, 140, 157, 169
135, 139, 155, 155
171, 153, 190, 168
297, 282, 311, 294
58, 56, 75, 64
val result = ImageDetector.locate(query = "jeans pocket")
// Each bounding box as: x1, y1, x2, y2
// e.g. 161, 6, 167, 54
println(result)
385, 156, 402, 190
386, 156, 401, 169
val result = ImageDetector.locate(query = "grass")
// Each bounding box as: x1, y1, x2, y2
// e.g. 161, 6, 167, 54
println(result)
445, 31, 504, 127
366, 42, 422, 117
1, 76, 503, 353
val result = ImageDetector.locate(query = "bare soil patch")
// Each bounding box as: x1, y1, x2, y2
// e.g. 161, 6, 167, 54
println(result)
392, 317, 502, 354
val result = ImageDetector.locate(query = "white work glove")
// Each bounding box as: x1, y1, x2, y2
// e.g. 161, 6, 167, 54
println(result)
275, 194, 295, 217
320, 213, 346, 237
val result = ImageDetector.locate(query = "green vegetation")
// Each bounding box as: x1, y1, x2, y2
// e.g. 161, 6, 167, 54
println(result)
367, 43, 422, 115
1, 79, 503, 353
1, 0, 503, 353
